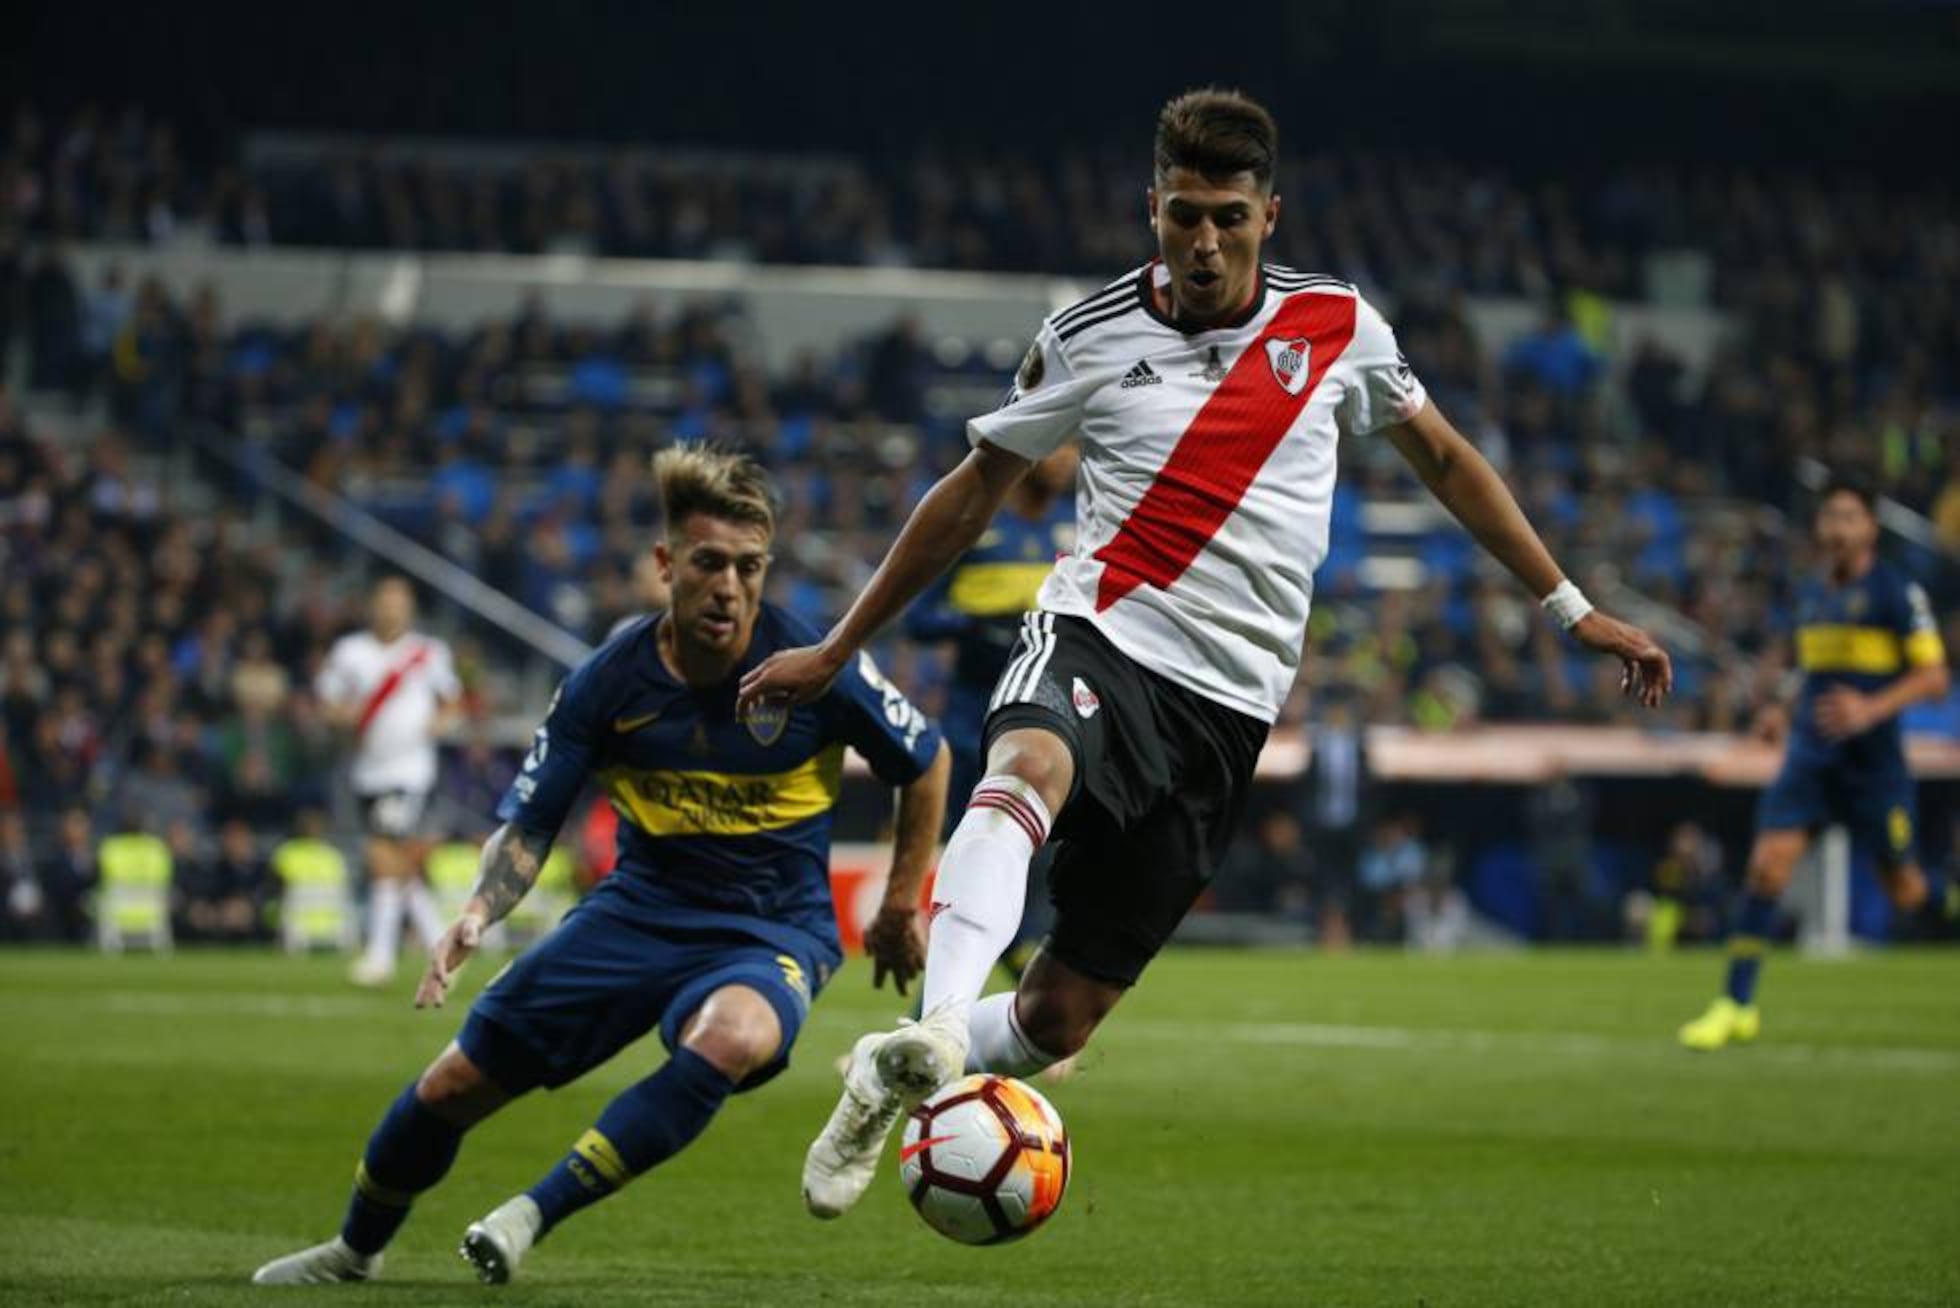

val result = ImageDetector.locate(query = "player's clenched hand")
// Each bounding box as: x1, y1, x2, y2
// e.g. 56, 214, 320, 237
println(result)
1570, 611, 1673, 709
1812, 686, 1877, 742
415, 913, 485, 1009
864, 905, 926, 995
736, 643, 847, 716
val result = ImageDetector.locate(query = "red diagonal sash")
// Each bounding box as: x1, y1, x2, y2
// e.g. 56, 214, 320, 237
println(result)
354, 643, 431, 739
1094, 292, 1357, 612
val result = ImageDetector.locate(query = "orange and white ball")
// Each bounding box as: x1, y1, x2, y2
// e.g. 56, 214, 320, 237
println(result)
897, 1073, 1071, 1245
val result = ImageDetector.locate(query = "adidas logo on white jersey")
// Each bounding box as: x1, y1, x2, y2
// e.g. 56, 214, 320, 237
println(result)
1119, 359, 1162, 389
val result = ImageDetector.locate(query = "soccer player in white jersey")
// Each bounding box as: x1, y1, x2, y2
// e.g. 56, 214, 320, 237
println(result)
739, 87, 1674, 1218
318, 576, 464, 985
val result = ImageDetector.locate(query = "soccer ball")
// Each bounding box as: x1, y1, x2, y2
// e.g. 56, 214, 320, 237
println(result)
897, 1073, 1071, 1245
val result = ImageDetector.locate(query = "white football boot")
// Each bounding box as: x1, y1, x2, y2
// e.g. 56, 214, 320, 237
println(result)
250, 1236, 381, 1285
802, 1009, 971, 1219
348, 957, 396, 988
802, 1033, 907, 1218
875, 1003, 970, 1099
458, 1194, 542, 1285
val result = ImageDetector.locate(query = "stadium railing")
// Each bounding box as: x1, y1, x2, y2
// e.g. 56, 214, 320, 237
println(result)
180, 418, 590, 701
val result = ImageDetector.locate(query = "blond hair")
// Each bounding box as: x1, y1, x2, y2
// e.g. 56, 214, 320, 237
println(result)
651, 443, 777, 538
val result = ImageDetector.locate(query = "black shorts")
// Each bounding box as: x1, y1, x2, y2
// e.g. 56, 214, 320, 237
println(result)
357, 789, 431, 841
984, 613, 1268, 987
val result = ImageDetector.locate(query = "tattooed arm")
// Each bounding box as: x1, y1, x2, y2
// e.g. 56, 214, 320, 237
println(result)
414, 822, 554, 1009
464, 823, 553, 925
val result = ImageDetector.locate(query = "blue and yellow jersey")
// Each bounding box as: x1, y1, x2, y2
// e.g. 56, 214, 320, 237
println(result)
1790, 559, 1945, 757
907, 502, 1075, 689
498, 605, 941, 955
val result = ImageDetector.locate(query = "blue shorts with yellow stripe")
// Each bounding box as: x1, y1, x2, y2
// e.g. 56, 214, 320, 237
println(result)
459, 876, 831, 1095
1758, 742, 1918, 867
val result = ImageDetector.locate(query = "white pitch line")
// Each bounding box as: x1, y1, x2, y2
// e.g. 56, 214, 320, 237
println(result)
1118, 1018, 1960, 1073
70, 991, 1960, 1074
97, 991, 387, 1020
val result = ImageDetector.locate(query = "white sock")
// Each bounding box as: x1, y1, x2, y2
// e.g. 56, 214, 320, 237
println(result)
363, 879, 405, 971
966, 991, 1060, 1076
403, 880, 447, 950
921, 777, 1050, 1020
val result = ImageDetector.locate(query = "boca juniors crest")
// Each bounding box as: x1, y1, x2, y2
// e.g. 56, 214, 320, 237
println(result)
1265, 337, 1311, 395
740, 700, 790, 746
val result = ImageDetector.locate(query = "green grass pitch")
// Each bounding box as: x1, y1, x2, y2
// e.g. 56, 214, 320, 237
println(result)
2, 947, 1956, 1306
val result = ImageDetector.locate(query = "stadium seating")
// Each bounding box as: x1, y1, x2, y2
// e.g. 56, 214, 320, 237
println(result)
3, 103, 1954, 945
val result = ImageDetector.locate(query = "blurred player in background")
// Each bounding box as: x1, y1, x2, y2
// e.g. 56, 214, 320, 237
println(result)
609, 549, 675, 639
906, 445, 1078, 984
317, 577, 462, 986
741, 87, 1672, 1219
254, 446, 948, 1286
1680, 480, 1949, 1051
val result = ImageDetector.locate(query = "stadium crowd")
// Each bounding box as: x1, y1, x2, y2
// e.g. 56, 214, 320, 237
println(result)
14, 259, 1954, 728
1, 104, 1955, 944
0, 384, 535, 942
6, 103, 1956, 309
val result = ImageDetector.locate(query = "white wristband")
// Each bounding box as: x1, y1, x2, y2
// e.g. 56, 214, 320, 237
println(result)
1540, 579, 1594, 630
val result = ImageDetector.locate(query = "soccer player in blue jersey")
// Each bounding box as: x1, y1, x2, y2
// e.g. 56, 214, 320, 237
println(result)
1680, 479, 1948, 1051
252, 446, 949, 1284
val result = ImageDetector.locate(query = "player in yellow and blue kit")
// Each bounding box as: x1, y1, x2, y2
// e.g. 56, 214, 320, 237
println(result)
1681, 480, 1948, 1051
906, 446, 1076, 976
252, 446, 949, 1285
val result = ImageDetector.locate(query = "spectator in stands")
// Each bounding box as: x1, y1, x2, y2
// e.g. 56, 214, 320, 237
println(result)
211, 633, 303, 829
1300, 695, 1370, 945
19, 709, 92, 816
39, 806, 96, 943
0, 224, 22, 378
176, 817, 271, 943
24, 246, 83, 402
865, 315, 929, 425
1, 810, 43, 940
82, 263, 131, 394
1406, 851, 1471, 953
1219, 808, 1314, 921
1631, 820, 1725, 949
1356, 815, 1428, 943
116, 740, 206, 838
1528, 774, 1598, 940
1503, 303, 1600, 399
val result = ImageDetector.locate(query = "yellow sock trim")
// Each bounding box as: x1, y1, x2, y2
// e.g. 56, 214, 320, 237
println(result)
353, 1160, 413, 1208
572, 1129, 632, 1190
1727, 934, 1766, 960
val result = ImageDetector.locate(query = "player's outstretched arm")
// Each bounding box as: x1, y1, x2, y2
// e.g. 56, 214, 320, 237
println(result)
414, 821, 553, 1008
863, 739, 951, 995
1384, 401, 1673, 707
738, 443, 1032, 713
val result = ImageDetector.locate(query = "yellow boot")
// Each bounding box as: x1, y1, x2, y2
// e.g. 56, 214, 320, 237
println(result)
1679, 997, 1761, 1051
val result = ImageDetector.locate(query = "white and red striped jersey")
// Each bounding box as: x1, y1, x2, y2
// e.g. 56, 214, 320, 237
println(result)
317, 631, 461, 794
968, 261, 1428, 723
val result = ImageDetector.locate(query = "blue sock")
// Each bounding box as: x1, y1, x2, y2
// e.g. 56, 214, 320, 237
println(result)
526, 1048, 735, 1235
1724, 892, 1777, 1005
339, 1083, 467, 1255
